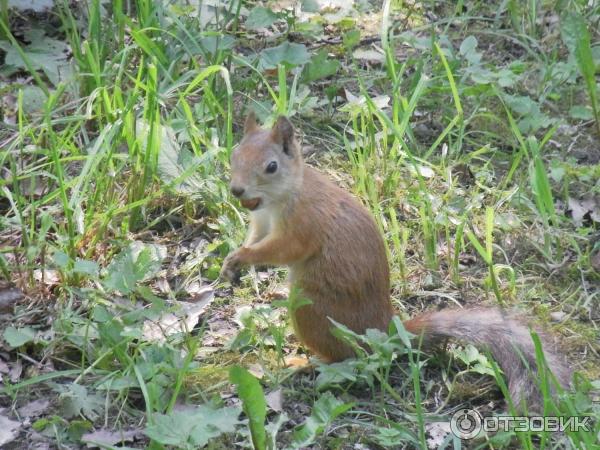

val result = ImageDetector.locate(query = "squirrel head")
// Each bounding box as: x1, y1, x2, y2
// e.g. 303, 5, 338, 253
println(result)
229, 113, 303, 211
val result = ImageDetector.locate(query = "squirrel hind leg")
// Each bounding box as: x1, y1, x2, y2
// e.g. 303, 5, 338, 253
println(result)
291, 304, 356, 363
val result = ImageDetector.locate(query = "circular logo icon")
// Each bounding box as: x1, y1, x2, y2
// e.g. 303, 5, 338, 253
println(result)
450, 408, 483, 439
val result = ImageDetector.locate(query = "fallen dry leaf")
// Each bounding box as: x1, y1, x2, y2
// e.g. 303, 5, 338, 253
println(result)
284, 355, 310, 369
426, 421, 451, 449
9, 360, 23, 383
32, 269, 60, 286
591, 248, 600, 272
0, 414, 21, 446
247, 363, 264, 379
567, 196, 600, 227
0, 287, 23, 313
352, 48, 385, 64
82, 428, 141, 448
142, 289, 214, 342
265, 389, 283, 412
18, 399, 50, 418
265, 285, 289, 301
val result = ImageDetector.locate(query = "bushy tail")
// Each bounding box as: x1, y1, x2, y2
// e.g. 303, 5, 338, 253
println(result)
403, 308, 571, 408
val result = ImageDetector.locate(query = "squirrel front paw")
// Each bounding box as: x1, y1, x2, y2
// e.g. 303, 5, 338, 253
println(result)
220, 250, 243, 284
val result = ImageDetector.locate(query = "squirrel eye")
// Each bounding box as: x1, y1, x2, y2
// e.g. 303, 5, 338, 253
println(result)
265, 161, 278, 174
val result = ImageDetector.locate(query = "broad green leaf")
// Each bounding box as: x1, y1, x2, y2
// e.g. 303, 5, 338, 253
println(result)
21, 85, 46, 114
343, 30, 360, 50
53, 383, 104, 420
144, 405, 241, 447
259, 42, 310, 70
289, 392, 353, 449
245, 6, 278, 30
3, 326, 35, 347
52, 250, 70, 269
454, 344, 480, 365
561, 12, 598, 127
74, 259, 99, 276
198, 34, 236, 56
459, 35, 477, 54
302, 49, 340, 82
102, 244, 165, 294
373, 424, 419, 447
315, 360, 359, 390
0, 29, 71, 86
459, 36, 481, 64
230, 366, 267, 450
502, 93, 552, 133
300, 0, 319, 12
136, 121, 206, 195
570, 105, 594, 120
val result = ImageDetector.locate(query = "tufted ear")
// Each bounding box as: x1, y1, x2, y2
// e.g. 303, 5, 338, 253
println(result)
271, 116, 295, 156
244, 111, 259, 135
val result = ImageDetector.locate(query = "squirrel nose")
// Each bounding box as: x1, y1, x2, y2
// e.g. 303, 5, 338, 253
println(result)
230, 186, 245, 198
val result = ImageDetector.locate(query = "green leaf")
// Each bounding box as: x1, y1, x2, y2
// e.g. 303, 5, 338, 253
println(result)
102, 244, 164, 294
373, 424, 419, 446
502, 94, 552, 133
561, 12, 599, 126
230, 366, 267, 450
302, 49, 340, 83
144, 405, 241, 447
136, 121, 207, 195
300, 0, 319, 12
130, 28, 168, 67
570, 105, 594, 120
0, 29, 71, 86
459, 36, 481, 64
54, 383, 104, 420
496, 68, 518, 87
198, 34, 236, 56
245, 6, 278, 30
21, 85, 46, 114
74, 259, 99, 276
342, 29, 360, 50
315, 360, 359, 390
290, 392, 353, 449
259, 42, 310, 70
454, 344, 480, 365
52, 250, 70, 269
3, 326, 35, 347
466, 230, 491, 265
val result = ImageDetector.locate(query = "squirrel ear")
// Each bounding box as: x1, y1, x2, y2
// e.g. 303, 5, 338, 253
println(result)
271, 116, 294, 155
244, 111, 258, 135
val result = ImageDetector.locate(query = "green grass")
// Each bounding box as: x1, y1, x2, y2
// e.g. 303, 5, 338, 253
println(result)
0, 0, 599, 448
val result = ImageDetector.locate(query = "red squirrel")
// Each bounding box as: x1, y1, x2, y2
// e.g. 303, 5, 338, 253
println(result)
220, 114, 571, 407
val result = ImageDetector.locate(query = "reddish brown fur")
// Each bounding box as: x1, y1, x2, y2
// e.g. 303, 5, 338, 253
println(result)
221, 116, 571, 408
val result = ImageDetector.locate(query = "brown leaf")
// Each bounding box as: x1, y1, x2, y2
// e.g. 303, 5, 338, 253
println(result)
82, 428, 141, 448
0, 287, 23, 313
18, 399, 50, 418
567, 196, 600, 227
0, 414, 21, 446
32, 269, 60, 286
284, 355, 310, 369
265, 389, 283, 412
142, 289, 214, 342
591, 248, 600, 272
9, 360, 23, 383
